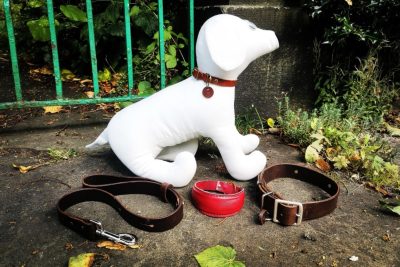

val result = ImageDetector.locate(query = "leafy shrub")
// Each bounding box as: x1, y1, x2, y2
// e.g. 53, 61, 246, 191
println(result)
0, 0, 189, 91
305, 0, 400, 106
277, 97, 399, 188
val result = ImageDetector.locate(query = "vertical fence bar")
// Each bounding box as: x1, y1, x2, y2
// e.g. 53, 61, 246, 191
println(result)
85, 0, 100, 97
46, 0, 62, 99
124, 0, 134, 95
189, 0, 195, 72
3, 0, 22, 102
157, 0, 166, 89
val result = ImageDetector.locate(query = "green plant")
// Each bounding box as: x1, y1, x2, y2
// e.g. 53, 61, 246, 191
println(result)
276, 97, 313, 147
235, 105, 265, 135
344, 55, 397, 128
305, 0, 400, 115
48, 148, 77, 160
277, 97, 399, 188
0, 0, 189, 94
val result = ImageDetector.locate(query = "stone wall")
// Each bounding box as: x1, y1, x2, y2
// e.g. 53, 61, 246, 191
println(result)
194, 0, 316, 117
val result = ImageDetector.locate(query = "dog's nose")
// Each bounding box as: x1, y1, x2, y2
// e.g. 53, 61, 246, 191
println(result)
263, 30, 279, 53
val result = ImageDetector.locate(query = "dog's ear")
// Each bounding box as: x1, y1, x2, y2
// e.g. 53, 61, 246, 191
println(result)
204, 21, 246, 72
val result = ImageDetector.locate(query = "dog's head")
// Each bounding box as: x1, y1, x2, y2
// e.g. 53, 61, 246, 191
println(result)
196, 14, 279, 80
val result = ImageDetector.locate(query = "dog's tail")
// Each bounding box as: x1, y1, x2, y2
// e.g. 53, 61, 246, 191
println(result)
86, 128, 109, 149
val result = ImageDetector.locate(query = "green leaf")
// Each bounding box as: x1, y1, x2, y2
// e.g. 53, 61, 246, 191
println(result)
379, 199, 400, 216
118, 101, 134, 109
165, 54, 177, 69
60, 5, 87, 22
194, 245, 245, 267
385, 122, 400, 137
138, 81, 155, 96
130, 6, 140, 17
145, 42, 156, 54
305, 145, 320, 163
98, 68, 111, 82
168, 45, 176, 57
168, 75, 183, 86
26, 17, 57, 42
27, 0, 44, 8
333, 155, 350, 169
68, 253, 95, 267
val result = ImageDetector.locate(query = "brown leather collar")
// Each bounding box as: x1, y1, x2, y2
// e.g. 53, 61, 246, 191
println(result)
257, 164, 339, 226
57, 175, 183, 244
192, 68, 237, 87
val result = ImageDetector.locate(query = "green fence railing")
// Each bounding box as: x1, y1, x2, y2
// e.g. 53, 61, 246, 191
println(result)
1, 0, 195, 109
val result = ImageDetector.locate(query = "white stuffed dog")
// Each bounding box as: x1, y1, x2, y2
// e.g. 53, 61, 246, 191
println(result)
86, 14, 279, 187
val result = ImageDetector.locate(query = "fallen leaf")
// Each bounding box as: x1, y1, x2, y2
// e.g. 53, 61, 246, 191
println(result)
385, 123, 400, 137
97, 241, 126, 251
366, 183, 390, 196
65, 243, 74, 250
345, 0, 352, 6
249, 128, 262, 135
84, 91, 94, 98
43, 106, 63, 114
61, 69, 75, 80
80, 79, 92, 84
68, 253, 95, 267
315, 158, 331, 172
194, 245, 245, 267
382, 233, 391, 241
12, 163, 35, 173
30, 67, 52, 75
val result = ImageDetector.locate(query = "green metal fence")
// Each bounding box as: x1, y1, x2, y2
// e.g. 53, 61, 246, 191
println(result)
1, 0, 195, 109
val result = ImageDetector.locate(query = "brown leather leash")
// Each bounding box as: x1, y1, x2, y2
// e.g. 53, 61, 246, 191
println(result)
57, 175, 184, 245
258, 164, 339, 226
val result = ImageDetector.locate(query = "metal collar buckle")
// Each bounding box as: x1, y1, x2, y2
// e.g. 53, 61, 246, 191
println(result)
273, 199, 303, 225
90, 220, 137, 246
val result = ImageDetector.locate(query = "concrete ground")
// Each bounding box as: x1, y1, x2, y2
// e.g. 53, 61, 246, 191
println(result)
0, 110, 399, 267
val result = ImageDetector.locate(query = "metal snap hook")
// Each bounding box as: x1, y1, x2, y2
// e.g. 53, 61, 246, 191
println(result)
90, 220, 137, 246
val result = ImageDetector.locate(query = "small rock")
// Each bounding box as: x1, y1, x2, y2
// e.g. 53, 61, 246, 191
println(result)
349, 255, 359, 262
303, 231, 317, 241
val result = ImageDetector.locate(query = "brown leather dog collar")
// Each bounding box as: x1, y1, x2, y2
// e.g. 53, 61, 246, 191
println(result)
257, 164, 339, 226
57, 175, 184, 245
192, 68, 237, 87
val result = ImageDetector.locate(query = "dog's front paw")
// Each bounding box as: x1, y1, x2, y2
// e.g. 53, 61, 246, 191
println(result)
229, 150, 267, 181
171, 151, 197, 187
241, 134, 260, 154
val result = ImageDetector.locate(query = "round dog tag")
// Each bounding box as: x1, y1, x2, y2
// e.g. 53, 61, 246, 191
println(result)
202, 86, 214, 98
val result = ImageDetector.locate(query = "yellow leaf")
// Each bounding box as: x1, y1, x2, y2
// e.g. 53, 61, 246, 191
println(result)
85, 91, 95, 98
267, 118, 275, 128
68, 253, 95, 267
30, 67, 52, 75
345, 0, 352, 5
43, 106, 63, 114
12, 163, 34, 174
97, 241, 126, 251
61, 69, 75, 80
80, 79, 92, 84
